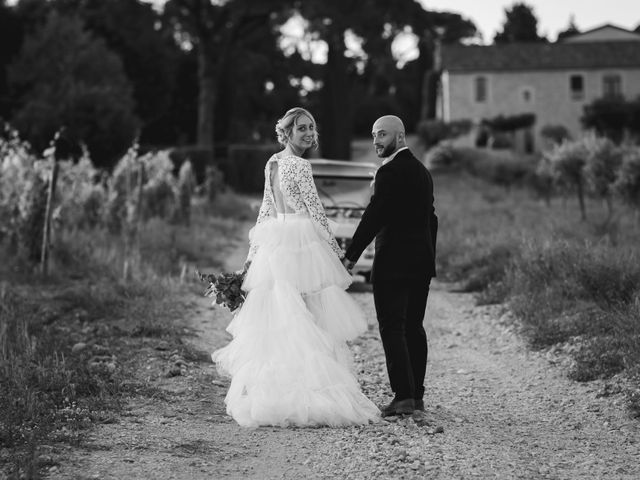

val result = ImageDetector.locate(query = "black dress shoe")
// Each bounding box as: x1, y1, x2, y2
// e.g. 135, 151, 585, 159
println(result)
415, 399, 425, 411
380, 398, 415, 417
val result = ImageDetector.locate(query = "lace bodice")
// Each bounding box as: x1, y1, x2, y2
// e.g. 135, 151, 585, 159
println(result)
246, 153, 342, 262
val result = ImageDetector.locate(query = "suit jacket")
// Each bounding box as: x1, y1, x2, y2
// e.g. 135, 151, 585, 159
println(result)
345, 148, 437, 283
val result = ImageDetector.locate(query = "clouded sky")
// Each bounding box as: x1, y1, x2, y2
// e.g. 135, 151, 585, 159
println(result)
418, 0, 640, 42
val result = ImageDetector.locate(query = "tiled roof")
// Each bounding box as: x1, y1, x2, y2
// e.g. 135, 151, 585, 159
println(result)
441, 41, 640, 72
563, 23, 640, 40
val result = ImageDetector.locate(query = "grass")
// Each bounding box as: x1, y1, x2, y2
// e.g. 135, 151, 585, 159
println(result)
0, 191, 252, 478
434, 168, 640, 415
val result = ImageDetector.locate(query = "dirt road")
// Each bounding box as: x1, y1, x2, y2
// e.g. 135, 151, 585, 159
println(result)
52, 235, 639, 480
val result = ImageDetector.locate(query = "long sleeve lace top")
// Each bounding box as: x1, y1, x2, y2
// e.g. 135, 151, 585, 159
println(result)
246, 153, 343, 262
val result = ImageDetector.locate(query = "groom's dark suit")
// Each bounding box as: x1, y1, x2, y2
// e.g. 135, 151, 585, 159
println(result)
345, 148, 437, 403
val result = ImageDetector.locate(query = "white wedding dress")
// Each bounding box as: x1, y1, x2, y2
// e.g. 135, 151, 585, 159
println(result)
212, 153, 380, 427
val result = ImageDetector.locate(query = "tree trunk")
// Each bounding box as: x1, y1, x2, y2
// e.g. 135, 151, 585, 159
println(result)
421, 71, 440, 121
417, 32, 435, 122
321, 29, 351, 160
197, 42, 216, 152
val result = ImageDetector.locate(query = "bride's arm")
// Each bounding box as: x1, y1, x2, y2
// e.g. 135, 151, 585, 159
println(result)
245, 164, 275, 264
297, 160, 343, 258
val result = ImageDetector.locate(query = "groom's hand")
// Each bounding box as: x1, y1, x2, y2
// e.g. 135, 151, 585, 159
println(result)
342, 257, 355, 272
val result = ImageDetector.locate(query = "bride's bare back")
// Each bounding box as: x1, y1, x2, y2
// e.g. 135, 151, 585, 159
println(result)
269, 160, 296, 214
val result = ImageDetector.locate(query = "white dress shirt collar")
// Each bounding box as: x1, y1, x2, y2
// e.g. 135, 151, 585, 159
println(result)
382, 146, 409, 166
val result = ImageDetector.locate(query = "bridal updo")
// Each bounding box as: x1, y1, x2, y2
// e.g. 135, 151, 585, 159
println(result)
275, 107, 319, 149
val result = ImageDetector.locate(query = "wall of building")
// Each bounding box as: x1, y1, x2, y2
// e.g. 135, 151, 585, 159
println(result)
441, 68, 640, 151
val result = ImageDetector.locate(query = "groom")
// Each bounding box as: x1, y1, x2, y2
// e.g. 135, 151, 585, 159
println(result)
343, 115, 437, 417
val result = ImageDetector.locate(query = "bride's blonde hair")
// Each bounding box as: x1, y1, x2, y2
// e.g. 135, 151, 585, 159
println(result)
275, 107, 319, 149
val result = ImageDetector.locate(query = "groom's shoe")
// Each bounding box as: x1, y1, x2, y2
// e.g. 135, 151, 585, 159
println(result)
381, 398, 415, 417
415, 399, 425, 411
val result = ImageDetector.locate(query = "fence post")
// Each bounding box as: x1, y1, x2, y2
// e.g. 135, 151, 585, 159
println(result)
136, 161, 144, 253
40, 136, 60, 276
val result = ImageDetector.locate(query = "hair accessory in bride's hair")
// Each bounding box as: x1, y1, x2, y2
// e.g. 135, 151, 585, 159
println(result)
196, 269, 246, 312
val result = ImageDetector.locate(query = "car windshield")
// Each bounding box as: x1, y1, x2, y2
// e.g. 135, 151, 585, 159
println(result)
310, 160, 375, 214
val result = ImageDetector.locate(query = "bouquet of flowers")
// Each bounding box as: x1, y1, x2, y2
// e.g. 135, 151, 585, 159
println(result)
196, 268, 246, 312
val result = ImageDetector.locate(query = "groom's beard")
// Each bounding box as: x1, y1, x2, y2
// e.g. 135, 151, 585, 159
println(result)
377, 139, 397, 158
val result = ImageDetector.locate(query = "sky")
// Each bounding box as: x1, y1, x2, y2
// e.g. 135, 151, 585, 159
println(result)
418, 0, 640, 43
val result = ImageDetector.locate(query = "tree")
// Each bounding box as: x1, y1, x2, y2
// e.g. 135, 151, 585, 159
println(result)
297, 0, 476, 158
614, 148, 640, 217
0, 1, 23, 119
8, 12, 139, 168
583, 136, 622, 221
295, 0, 372, 158
163, 0, 286, 154
556, 15, 580, 42
582, 96, 636, 144
548, 138, 589, 220
494, 2, 546, 43
413, 12, 476, 122
52, 0, 181, 146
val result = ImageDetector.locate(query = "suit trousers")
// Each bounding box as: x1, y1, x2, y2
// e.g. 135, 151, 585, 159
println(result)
373, 278, 430, 401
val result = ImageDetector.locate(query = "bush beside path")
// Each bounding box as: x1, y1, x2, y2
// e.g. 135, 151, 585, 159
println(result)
49, 231, 640, 480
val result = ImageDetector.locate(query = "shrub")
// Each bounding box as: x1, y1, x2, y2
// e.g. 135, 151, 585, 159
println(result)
168, 146, 218, 185
483, 113, 536, 132
475, 125, 490, 147
105, 147, 178, 233
568, 336, 626, 382
54, 154, 106, 230
583, 136, 623, 219
540, 124, 571, 145
424, 143, 455, 170
1, 131, 42, 256
202, 164, 226, 203
16, 163, 48, 263
140, 152, 178, 222
457, 148, 536, 188
529, 154, 555, 203
547, 137, 589, 220
487, 132, 513, 149
582, 96, 638, 143
417, 119, 472, 149
614, 147, 640, 210
176, 161, 195, 225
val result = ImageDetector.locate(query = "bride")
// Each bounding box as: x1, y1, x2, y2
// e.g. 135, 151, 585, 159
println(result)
211, 107, 380, 427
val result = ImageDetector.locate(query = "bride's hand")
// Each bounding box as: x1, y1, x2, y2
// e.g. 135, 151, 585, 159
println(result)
342, 257, 355, 272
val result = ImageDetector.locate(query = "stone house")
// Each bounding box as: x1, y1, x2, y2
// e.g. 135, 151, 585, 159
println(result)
437, 24, 640, 152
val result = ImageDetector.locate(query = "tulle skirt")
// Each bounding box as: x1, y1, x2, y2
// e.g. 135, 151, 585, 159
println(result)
212, 213, 380, 427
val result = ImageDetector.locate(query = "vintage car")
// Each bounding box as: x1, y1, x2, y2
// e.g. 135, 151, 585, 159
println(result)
309, 159, 377, 282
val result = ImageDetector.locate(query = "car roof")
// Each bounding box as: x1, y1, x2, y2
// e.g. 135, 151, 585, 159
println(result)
309, 159, 377, 179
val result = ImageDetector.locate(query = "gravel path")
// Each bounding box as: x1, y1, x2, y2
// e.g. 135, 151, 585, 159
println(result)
52, 240, 640, 480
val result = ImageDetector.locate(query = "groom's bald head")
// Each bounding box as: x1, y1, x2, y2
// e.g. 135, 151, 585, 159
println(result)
372, 115, 406, 158
373, 115, 405, 135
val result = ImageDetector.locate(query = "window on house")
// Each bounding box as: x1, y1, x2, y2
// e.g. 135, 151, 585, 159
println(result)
570, 74, 584, 100
602, 74, 622, 98
521, 87, 533, 103
474, 76, 487, 103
